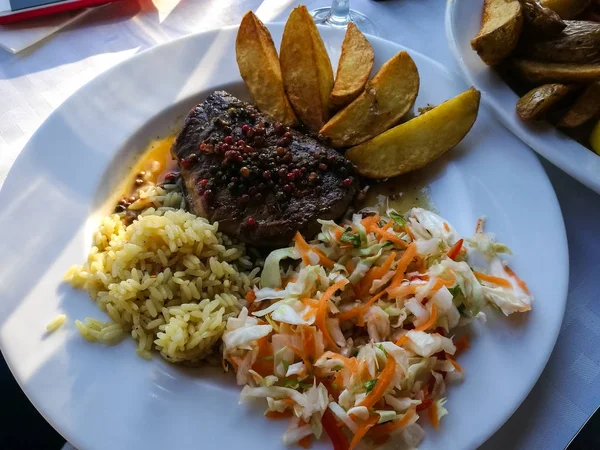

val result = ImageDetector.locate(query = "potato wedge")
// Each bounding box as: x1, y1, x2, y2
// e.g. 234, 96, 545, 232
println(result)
280, 6, 334, 132
518, 21, 600, 64
345, 88, 481, 179
518, 0, 566, 37
236, 12, 298, 126
558, 82, 600, 127
329, 23, 374, 110
471, 0, 524, 66
512, 59, 600, 83
516, 84, 571, 121
319, 51, 419, 148
540, 0, 591, 19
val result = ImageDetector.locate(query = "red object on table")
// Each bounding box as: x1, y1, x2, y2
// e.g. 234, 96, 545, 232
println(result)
0, 0, 122, 25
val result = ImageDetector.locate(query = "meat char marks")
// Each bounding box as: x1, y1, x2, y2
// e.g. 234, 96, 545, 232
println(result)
172, 91, 359, 247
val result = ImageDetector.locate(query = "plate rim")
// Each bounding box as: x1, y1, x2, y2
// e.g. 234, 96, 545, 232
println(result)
444, 0, 600, 195
0, 23, 569, 450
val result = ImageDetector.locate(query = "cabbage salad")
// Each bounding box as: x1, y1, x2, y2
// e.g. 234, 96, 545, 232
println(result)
222, 199, 533, 449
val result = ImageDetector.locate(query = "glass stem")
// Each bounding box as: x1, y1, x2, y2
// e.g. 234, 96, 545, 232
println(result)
328, 0, 351, 25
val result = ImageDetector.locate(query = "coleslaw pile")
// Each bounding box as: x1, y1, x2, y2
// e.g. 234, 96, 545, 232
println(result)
222, 199, 533, 449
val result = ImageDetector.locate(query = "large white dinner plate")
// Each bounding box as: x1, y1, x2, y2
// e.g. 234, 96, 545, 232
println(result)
445, 0, 600, 195
0, 24, 567, 450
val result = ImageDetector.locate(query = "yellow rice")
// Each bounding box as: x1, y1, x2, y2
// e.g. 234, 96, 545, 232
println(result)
46, 314, 67, 332
65, 185, 259, 363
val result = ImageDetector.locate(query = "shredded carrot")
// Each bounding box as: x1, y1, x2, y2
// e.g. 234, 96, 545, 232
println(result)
447, 239, 463, 260
345, 259, 355, 274
300, 325, 316, 361
505, 265, 531, 295
395, 334, 409, 349
358, 353, 397, 409
388, 243, 417, 290
252, 336, 274, 376
265, 410, 293, 420
294, 232, 335, 269
302, 309, 314, 321
301, 297, 319, 308
431, 272, 457, 291
334, 228, 343, 241
337, 290, 387, 322
382, 220, 393, 231
454, 335, 470, 355
387, 282, 423, 298
298, 436, 312, 449
245, 290, 256, 303
404, 224, 415, 241
357, 251, 397, 297
316, 279, 348, 350
443, 222, 450, 232
473, 271, 512, 288
361, 215, 381, 230
414, 254, 426, 273
349, 415, 379, 450
414, 304, 438, 332
312, 247, 336, 269
370, 226, 409, 248
369, 407, 416, 437
429, 401, 440, 429
445, 354, 463, 372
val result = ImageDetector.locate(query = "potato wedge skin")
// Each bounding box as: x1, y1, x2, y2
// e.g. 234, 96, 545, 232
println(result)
512, 59, 600, 83
329, 23, 374, 110
345, 88, 481, 179
471, 0, 524, 66
236, 12, 298, 126
518, 21, 600, 64
558, 82, 600, 127
280, 6, 334, 133
516, 84, 571, 121
518, 0, 566, 37
319, 51, 420, 148
540, 0, 591, 19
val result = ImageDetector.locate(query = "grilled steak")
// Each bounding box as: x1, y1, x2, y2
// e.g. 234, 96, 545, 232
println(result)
172, 91, 359, 247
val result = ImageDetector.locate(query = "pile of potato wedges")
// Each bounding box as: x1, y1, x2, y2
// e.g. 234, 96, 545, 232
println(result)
471, 0, 600, 154
236, 6, 481, 179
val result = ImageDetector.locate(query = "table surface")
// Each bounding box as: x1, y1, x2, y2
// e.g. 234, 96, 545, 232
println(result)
1, 0, 599, 449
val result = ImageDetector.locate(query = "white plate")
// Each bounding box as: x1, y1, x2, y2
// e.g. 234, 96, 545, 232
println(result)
445, 0, 600, 195
0, 25, 568, 450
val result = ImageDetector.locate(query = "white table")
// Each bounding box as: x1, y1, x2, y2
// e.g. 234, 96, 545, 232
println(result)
1, 1, 598, 448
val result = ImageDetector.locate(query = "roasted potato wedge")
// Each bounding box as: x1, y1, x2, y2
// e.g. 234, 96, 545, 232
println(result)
518, 21, 600, 64
329, 23, 375, 110
345, 88, 481, 179
518, 0, 566, 37
516, 84, 571, 121
319, 51, 419, 148
280, 6, 334, 133
471, 0, 524, 66
512, 59, 600, 83
236, 12, 298, 126
540, 0, 591, 19
558, 82, 600, 127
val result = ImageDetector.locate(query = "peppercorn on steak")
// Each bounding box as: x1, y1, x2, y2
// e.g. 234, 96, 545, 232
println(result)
172, 91, 359, 248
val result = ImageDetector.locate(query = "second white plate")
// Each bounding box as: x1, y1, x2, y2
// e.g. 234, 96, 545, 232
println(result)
446, 0, 600, 194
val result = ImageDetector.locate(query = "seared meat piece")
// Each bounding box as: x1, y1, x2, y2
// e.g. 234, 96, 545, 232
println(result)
171, 91, 359, 247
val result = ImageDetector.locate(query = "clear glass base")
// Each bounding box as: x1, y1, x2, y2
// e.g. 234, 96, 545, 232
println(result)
310, 7, 380, 36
